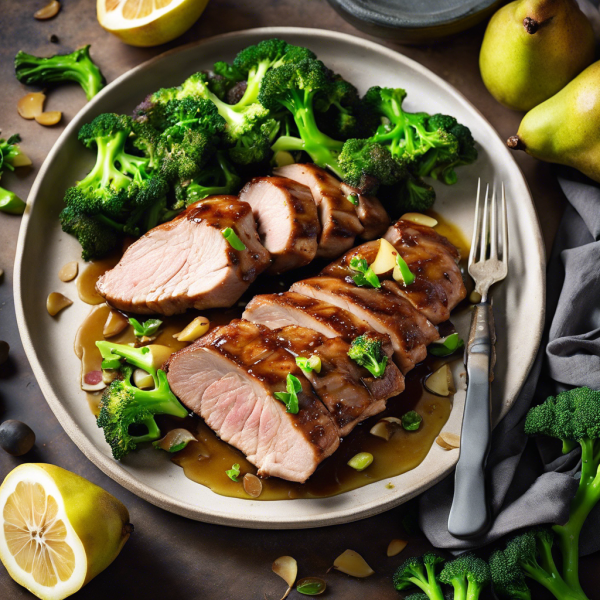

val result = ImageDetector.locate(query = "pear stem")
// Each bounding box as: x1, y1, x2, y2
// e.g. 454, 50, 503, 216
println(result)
507, 135, 526, 151
523, 17, 540, 33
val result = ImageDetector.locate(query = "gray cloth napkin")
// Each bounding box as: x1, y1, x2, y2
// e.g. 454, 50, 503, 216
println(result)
419, 167, 600, 554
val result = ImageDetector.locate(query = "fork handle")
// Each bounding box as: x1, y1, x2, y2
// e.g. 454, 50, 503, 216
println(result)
447, 302, 494, 538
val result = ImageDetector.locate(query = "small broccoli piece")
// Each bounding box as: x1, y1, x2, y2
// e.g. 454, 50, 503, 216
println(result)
0, 134, 29, 215
348, 333, 388, 378
393, 554, 446, 600
438, 554, 491, 600
489, 550, 532, 600
96, 341, 188, 460
314, 71, 362, 140
227, 118, 280, 166
15, 45, 105, 101
59, 205, 119, 260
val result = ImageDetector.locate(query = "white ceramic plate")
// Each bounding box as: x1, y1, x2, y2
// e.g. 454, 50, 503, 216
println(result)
14, 28, 544, 529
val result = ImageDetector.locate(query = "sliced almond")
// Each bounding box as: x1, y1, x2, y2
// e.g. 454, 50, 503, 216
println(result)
58, 260, 78, 282
424, 364, 455, 397
437, 432, 460, 450
369, 238, 398, 275
46, 292, 72, 316
273, 556, 297, 600
133, 368, 154, 389
103, 310, 129, 338
387, 539, 408, 557
17, 92, 45, 120
382, 417, 402, 425
243, 473, 263, 498
35, 111, 62, 126
400, 212, 438, 228
333, 549, 374, 578
370, 421, 391, 441
173, 316, 210, 342
34, 0, 61, 19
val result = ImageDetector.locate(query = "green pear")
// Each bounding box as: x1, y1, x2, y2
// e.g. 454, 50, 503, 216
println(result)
480, 0, 595, 111
507, 60, 600, 182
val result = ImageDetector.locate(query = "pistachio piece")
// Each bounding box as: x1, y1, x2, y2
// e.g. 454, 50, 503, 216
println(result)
347, 452, 373, 471
242, 473, 263, 498
103, 310, 129, 338
173, 316, 210, 342
58, 260, 78, 282
387, 539, 408, 557
17, 92, 45, 120
424, 364, 455, 397
296, 577, 327, 595
153, 428, 197, 453
436, 432, 460, 450
400, 212, 438, 228
272, 555, 297, 600
34, 0, 61, 19
35, 111, 62, 126
333, 549, 374, 578
46, 292, 72, 316
369, 238, 398, 275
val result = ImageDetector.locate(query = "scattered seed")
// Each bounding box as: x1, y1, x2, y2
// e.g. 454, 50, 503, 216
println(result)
387, 539, 408, 557
173, 316, 210, 342
35, 111, 62, 126
436, 432, 460, 450
103, 310, 129, 338
46, 292, 72, 316
296, 577, 326, 596
272, 556, 297, 600
333, 549, 374, 578
17, 92, 45, 120
0, 341, 9, 366
34, 0, 61, 19
243, 473, 263, 498
58, 260, 78, 282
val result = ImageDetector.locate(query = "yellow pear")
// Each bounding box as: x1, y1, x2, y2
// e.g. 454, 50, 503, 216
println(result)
0, 463, 132, 600
507, 60, 600, 182
480, 0, 595, 111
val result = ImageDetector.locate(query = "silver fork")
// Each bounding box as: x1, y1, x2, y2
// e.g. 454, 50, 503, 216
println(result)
447, 180, 508, 538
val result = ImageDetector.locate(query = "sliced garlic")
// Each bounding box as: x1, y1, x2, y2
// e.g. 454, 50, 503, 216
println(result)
400, 212, 438, 228
424, 364, 455, 397
58, 260, 78, 282
173, 316, 210, 342
34, 0, 61, 19
17, 92, 45, 120
387, 539, 408, 557
382, 417, 402, 425
273, 556, 297, 600
333, 549, 374, 578
243, 473, 263, 498
370, 420, 391, 441
153, 428, 197, 452
369, 238, 398, 275
103, 310, 129, 338
436, 432, 460, 450
81, 371, 106, 392
35, 111, 62, 126
46, 292, 72, 316
101, 369, 118, 385
133, 368, 154, 389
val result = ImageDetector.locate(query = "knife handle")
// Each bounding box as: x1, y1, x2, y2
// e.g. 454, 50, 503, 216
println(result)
447, 302, 494, 538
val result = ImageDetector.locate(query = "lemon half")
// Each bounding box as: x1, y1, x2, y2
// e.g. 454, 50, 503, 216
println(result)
0, 464, 131, 600
98, 0, 211, 47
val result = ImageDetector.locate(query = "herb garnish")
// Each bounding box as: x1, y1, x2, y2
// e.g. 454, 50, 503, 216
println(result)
395, 254, 415, 286
347, 193, 359, 206
429, 333, 465, 357
129, 317, 163, 338
401, 410, 422, 431
349, 256, 381, 288
226, 463, 241, 482
274, 373, 302, 414
295, 355, 322, 374
221, 227, 246, 251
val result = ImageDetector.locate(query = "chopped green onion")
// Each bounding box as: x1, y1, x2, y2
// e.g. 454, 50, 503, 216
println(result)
295, 355, 322, 375
429, 333, 465, 357
274, 373, 302, 414
349, 255, 381, 288
347, 452, 373, 471
395, 255, 415, 286
129, 317, 162, 338
347, 194, 359, 206
226, 463, 241, 482
402, 410, 422, 431
222, 227, 246, 251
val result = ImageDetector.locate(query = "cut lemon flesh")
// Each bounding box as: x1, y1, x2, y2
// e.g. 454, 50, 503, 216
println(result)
0, 466, 86, 600
98, 0, 211, 47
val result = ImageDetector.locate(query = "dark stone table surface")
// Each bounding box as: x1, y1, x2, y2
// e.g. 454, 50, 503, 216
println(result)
0, 1, 596, 599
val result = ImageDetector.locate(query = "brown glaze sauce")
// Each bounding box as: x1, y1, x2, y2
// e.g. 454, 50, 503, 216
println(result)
74, 212, 467, 501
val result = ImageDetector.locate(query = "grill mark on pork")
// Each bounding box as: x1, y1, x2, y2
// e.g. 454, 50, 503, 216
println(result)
239, 177, 319, 275
165, 319, 339, 482
96, 196, 270, 316
340, 182, 390, 240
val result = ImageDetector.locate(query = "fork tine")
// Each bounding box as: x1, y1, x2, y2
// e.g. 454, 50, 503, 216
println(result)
479, 184, 490, 263
468, 179, 481, 268
501, 182, 508, 264
490, 183, 498, 260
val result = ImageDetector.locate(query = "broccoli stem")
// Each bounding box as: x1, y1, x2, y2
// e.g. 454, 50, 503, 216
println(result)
449, 579, 468, 600
80, 132, 131, 191
0, 187, 26, 215
235, 61, 270, 108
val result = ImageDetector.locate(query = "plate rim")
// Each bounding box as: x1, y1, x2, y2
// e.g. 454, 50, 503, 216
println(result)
13, 26, 546, 529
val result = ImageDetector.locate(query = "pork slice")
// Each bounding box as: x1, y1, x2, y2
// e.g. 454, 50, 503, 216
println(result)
291, 276, 439, 373
165, 319, 339, 483
340, 182, 390, 240
96, 196, 271, 316
274, 164, 364, 259
275, 325, 404, 436
239, 177, 319, 275
322, 238, 463, 325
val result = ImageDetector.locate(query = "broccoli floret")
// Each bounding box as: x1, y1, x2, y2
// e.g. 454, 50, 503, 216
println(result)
314, 71, 362, 140
489, 549, 532, 600
207, 65, 244, 100
15, 45, 105, 101
260, 58, 345, 177
228, 118, 280, 165
96, 341, 188, 460
348, 333, 388, 378
378, 174, 436, 219
438, 554, 490, 600
393, 554, 445, 600
0, 134, 28, 215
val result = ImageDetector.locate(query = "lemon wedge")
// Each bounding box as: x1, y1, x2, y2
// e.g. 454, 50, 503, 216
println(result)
97, 0, 211, 47
0, 464, 131, 600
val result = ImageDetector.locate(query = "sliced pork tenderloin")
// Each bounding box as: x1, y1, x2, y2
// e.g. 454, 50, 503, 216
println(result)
165, 319, 339, 483
340, 182, 390, 240
290, 276, 439, 373
96, 197, 270, 316
274, 163, 364, 259
239, 177, 319, 275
